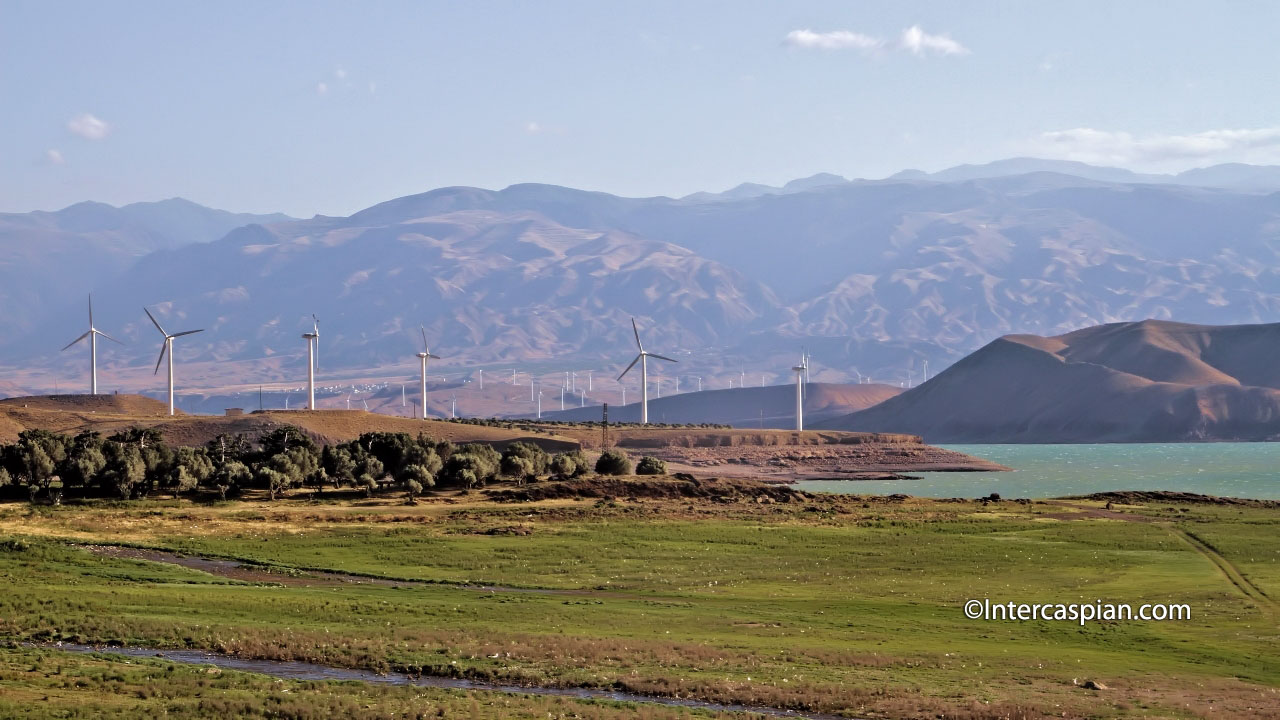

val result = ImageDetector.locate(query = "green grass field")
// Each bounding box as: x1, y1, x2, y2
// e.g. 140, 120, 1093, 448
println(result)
1, 489, 1277, 718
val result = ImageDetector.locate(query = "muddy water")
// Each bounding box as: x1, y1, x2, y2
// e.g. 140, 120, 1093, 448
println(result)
41, 643, 841, 720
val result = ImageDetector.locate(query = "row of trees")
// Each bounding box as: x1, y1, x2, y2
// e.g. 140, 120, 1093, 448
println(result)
0, 426, 636, 504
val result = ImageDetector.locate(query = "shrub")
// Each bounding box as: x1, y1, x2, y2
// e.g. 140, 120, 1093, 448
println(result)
501, 442, 549, 476
635, 456, 667, 475
595, 449, 632, 476
548, 453, 577, 477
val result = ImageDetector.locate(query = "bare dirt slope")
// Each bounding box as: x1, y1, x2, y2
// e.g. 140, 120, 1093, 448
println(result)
0, 397, 578, 451
532, 382, 901, 427
819, 319, 1280, 442
551, 426, 1007, 479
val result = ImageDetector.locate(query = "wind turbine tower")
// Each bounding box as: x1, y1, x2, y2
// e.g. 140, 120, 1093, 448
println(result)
792, 353, 808, 431
61, 295, 123, 395
302, 315, 319, 410
416, 326, 441, 420
617, 318, 677, 424
144, 307, 203, 416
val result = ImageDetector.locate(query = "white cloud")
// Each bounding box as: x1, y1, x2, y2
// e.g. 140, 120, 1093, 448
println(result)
66, 113, 109, 140
899, 25, 968, 56
1036, 127, 1280, 164
335, 67, 348, 80
525, 121, 542, 134
784, 29, 882, 51
784, 26, 967, 57
46, 149, 65, 165
316, 82, 329, 96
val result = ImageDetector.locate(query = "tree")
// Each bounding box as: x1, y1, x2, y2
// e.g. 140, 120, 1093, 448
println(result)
171, 447, 214, 495
207, 433, 252, 466
210, 460, 251, 500
595, 449, 632, 476
101, 442, 146, 500
500, 455, 534, 485
549, 453, 577, 478
258, 426, 316, 458
60, 432, 106, 494
405, 479, 424, 501
322, 445, 357, 487
635, 456, 667, 475
258, 467, 291, 501
501, 442, 549, 476
401, 463, 435, 495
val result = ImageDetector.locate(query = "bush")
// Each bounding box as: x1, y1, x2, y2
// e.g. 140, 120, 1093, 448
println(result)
501, 442, 549, 476
595, 449, 632, 476
548, 453, 577, 477
635, 456, 667, 475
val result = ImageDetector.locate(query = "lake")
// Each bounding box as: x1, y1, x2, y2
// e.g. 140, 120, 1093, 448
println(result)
794, 443, 1280, 500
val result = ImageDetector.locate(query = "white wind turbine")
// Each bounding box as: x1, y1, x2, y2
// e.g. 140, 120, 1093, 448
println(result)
617, 318, 677, 425
61, 295, 123, 395
792, 353, 808, 431
144, 307, 203, 416
302, 314, 319, 410
415, 326, 441, 420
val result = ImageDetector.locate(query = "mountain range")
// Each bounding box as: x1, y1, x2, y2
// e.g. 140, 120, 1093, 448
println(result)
4, 158, 1280, 399
819, 319, 1280, 442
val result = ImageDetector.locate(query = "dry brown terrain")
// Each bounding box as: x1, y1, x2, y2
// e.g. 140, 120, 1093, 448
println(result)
822, 319, 1280, 442
0, 394, 1003, 477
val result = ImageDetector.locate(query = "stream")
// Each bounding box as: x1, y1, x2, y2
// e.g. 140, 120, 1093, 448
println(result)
39, 642, 845, 720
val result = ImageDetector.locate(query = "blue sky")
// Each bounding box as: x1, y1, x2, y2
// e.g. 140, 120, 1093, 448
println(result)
3, 0, 1279, 216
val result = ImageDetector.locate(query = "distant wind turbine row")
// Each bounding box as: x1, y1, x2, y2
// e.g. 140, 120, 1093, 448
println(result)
56, 301, 876, 426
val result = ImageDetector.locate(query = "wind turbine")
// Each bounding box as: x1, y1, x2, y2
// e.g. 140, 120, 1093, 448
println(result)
923, 360, 929, 383
697, 376, 702, 392
792, 353, 808, 431
61, 295, 122, 395
478, 369, 483, 390
416, 326, 441, 420
587, 370, 593, 392
451, 394, 457, 418
536, 388, 543, 419
617, 318, 677, 425
144, 307, 203, 416
302, 314, 318, 410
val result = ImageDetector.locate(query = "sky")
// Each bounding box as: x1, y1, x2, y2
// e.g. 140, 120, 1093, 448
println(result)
3, 0, 1280, 217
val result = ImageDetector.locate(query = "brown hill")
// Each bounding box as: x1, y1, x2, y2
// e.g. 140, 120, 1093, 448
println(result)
0, 394, 178, 415
818, 320, 1280, 442
0, 396, 578, 451
532, 382, 901, 427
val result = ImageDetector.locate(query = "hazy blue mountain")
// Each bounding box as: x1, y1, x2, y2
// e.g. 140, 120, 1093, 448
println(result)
8, 164, 1280, 395
0, 199, 292, 337
896, 157, 1280, 192
45, 209, 783, 375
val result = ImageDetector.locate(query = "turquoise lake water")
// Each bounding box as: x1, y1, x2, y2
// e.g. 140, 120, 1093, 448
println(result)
794, 443, 1280, 500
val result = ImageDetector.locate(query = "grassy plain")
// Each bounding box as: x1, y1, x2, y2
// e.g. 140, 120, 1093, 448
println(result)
1, 486, 1277, 718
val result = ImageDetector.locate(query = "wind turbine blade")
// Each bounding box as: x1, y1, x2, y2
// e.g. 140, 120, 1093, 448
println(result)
631, 318, 643, 352
647, 353, 679, 363
95, 329, 125, 345
420, 325, 429, 354
61, 331, 91, 351
617, 354, 641, 381
143, 307, 167, 336
153, 342, 167, 375
171, 329, 204, 338
88, 295, 94, 328
427, 353, 441, 360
